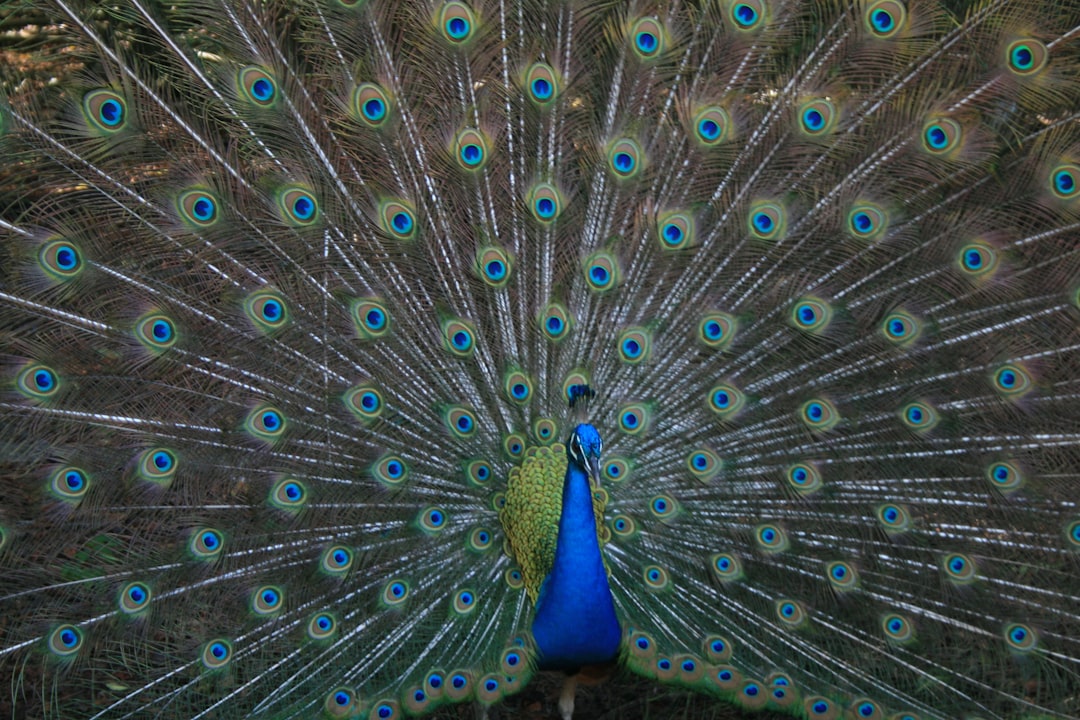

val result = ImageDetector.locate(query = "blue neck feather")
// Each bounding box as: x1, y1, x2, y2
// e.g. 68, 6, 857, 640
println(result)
531, 460, 622, 670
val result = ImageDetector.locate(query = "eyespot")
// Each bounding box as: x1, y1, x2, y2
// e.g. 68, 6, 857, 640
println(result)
178, 189, 220, 227
617, 327, 650, 363
418, 506, 448, 534
881, 309, 920, 346
583, 250, 620, 292
729, 0, 766, 31
799, 398, 839, 431
344, 384, 383, 423
245, 290, 289, 333
432, 317, 475, 358
1004, 622, 1037, 652
631, 17, 665, 59
708, 383, 745, 420
607, 138, 643, 179
957, 240, 999, 280
528, 181, 563, 222
440, 2, 476, 44
50, 466, 89, 502
642, 564, 670, 590
921, 117, 962, 155
307, 612, 337, 640
477, 674, 503, 705
465, 459, 492, 486
525, 418, 554, 446
992, 363, 1032, 398
275, 187, 317, 226
525, 63, 559, 105
610, 514, 637, 538
798, 99, 837, 135
1050, 164, 1079, 200
468, 527, 493, 552
270, 478, 306, 511
476, 246, 513, 287
454, 128, 489, 171
865, 0, 906, 38
16, 363, 59, 400
649, 494, 678, 519
245, 405, 286, 443
321, 545, 354, 575
825, 560, 858, 591
239, 66, 276, 106
603, 457, 629, 482
445, 670, 474, 701
775, 599, 808, 628
82, 89, 126, 133
38, 239, 83, 281
748, 200, 785, 240
190, 528, 224, 560
627, 630, 656, 662
738, 679, 768, 709
503, 370, 533, 404
373, 455, 408, 486
785, 462, 822, 495
618, 403, 650, 434
755, 524, 788, 552
424, 670, 447, 699
251, 585, 283, 615
451, 588, 476, 615
985, 460, 1023, 494
847, 202, 887, 241
703, 635, 733, 663
699, 311, 737, 349
505, 567, 524, 589
540, 301, 572, 341
352, 298, 391, 339
876, 503, 911, 534
137, 448, 177, 485
882, 613, 914, 643
693, 106, 732, 146
197, 639, 233, 670
900, 401, 938, 432
354, 82, 391, 128
119, 581, 151, 614
942, 552, 976, 583
711, 552, 743, 581
500, 646, 526, 675
710, 665, 742, 692
687, 448, 721, 483
790, 297, 832, 333
503, 433, 526, 459
324, 687, 358, 718
1005, 39, 1048, 76
47, 624, 83, 658
804, 696, 838, 719
849, 699, 882, 720
134, 313, 177, 352
380, 200, 417, 240
444, 405, 478, 438
657, 211, 694, 250
382, 579, 410, 607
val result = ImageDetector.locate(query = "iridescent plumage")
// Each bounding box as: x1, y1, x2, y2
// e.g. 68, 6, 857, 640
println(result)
1, 1, 1079, 719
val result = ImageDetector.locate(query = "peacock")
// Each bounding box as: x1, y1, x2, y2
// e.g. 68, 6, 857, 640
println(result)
1, 0, 1079, 718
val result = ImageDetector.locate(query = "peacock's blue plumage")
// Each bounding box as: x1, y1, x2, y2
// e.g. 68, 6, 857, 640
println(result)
1, 0, 1079, 718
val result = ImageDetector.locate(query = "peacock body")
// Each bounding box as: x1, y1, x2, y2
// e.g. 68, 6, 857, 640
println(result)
1, 0, 1079, 718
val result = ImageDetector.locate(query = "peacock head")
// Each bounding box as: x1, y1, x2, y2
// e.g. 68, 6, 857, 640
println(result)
568, 424, 603, 488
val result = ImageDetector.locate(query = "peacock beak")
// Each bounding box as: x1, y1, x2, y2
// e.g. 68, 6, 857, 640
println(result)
588, 456, 601, 489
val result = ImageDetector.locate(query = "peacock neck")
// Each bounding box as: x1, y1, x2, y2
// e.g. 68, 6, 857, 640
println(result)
530, 460, 622, 671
